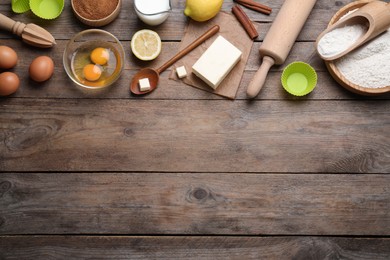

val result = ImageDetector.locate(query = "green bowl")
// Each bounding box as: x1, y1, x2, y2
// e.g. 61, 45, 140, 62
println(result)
30, 0, 64, 20
12, 0, 30, 13
281, 62, 317, 96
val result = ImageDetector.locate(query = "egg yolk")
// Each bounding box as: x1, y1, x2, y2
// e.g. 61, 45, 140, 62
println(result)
83, 64, 102, 82
90, 47, 110, 65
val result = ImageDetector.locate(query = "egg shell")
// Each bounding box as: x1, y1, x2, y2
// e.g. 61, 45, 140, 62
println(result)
0, 46, 18, 69
29, 56, 54, 82
0, 72, 20, 96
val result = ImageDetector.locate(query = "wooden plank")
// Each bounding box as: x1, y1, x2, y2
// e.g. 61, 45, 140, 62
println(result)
0, 173, 389, 235
1, 236, 390, 259
1, 99, 389, 173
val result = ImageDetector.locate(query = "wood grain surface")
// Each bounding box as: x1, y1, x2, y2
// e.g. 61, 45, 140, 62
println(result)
1, 236, 390, 259
0, 173, 389, 235
0, 0, 389, 258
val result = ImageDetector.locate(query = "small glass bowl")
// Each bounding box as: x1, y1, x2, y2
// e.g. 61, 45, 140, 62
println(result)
63, 29, 125, 89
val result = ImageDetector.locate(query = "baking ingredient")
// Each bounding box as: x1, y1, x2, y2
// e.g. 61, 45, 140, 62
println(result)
131, 29, 162, 61
134, 0, 171, 26
184, 0, 223, 22
335, 30, 390, 89
129, 25, 219, 95
0, 45, 18, 69
176, 66, 187, 79
83, 64, 102, 81
29, 56, 54, 82
233, 0, 272, 15
91, 47, 110, 65
139, 78, 151, 91
72, 0, 119, 20
317, 24, 367, 58
192, 36, 242, 89
0, 72, 20, 96
232, 5, 259, 40
71, 41, 122, 87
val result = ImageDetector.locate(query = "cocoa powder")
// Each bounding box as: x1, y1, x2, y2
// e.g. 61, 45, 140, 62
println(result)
73, 0, 119, 20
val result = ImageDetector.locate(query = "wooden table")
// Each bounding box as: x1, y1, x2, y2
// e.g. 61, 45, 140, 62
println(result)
1, 0, 389, 258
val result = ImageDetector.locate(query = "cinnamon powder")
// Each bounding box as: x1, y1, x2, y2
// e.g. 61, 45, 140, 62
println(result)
73, 0, 119, 20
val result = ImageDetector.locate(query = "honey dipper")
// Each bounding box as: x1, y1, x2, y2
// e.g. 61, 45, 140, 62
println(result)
0, 13, 56, 48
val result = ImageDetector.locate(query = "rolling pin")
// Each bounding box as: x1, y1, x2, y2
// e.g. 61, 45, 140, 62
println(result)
247, 0, 317, 98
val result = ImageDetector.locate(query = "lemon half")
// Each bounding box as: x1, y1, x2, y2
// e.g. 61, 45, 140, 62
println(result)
131, 29, 162, 61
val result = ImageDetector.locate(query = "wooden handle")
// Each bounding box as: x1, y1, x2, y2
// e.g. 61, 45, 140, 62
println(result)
0, 13, 15, 32
157, 25, 220, 74
0, 13, 26, 36
246, 56, 275, 99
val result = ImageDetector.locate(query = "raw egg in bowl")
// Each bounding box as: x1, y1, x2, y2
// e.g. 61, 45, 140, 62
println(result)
63, 29, 125, 89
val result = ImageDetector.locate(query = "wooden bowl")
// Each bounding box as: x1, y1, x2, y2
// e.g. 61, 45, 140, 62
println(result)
325, 0, 390, 96
71, 0, 121, 27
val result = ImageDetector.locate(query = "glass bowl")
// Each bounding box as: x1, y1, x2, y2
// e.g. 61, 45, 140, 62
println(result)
63, 29, 125, 89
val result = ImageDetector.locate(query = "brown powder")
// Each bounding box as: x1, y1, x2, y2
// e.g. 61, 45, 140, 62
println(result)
73, 0, 119, 20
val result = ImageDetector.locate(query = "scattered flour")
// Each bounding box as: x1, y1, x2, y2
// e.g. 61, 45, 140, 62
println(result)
335, 30, 390, 89
317, 23, 367, 58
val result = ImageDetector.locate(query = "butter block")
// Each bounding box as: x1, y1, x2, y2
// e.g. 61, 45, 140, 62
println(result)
176, 66, 187, 79
192, 35, 242, 89
139, 78, 151, 91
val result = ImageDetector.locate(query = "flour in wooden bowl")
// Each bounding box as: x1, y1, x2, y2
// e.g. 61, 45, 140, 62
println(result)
335, 30, 390, 89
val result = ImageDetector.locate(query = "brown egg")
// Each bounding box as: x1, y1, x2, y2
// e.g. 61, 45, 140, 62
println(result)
29, 56, 54, 82
0, 72, 20, 96
0, 45, 18, 69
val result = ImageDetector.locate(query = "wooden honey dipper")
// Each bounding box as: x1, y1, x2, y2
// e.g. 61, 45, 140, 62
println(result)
0, 13, 56, 48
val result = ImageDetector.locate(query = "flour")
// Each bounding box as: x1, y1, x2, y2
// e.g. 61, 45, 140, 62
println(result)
317, 24, 367, 58
335, 30, 390, 88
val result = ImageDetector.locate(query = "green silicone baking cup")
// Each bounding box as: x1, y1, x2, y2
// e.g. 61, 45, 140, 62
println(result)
281, 62, 317, 96
30, 0, 64, 20
12, 0, 30, 14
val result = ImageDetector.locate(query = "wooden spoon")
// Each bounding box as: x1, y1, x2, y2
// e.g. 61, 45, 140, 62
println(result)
130, 25, 220, 95
315, 1, 390, 61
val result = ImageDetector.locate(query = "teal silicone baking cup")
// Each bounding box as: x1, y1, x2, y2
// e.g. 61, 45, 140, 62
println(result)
281, 62, 317, 96
30, 0, 64, 20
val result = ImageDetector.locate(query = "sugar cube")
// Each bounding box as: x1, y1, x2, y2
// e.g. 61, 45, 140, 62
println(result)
139, 78, 151, 91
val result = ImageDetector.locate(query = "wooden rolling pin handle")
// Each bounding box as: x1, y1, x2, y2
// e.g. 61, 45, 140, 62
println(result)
247, 56, 275, 99
0, 14, 26, 36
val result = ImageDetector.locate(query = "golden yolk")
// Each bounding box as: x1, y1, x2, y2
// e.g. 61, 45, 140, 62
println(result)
90, 47, 110, 65
83, 64, 102, 81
